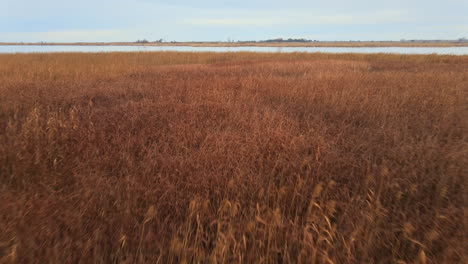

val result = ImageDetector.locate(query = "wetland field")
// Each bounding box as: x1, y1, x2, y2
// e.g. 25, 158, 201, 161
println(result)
0, 52, 466, 263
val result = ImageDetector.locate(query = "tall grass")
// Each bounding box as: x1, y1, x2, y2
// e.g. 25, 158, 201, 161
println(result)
0, 52, 467, 263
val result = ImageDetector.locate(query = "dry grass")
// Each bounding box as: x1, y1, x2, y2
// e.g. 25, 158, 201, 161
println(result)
0, 52, 467, 263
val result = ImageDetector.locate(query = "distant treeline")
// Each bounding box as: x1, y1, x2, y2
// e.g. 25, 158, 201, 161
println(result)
257, 38, 468, 43
259, 38, 314, 43
136, 39, 163, 43
135, 37, 468, 43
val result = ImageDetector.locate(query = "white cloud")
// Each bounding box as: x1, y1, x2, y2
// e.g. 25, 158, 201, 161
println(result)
1, 30, 126, 42
1, 0, 466, 41
187, 18, 281, 26
184, 9, 412, 27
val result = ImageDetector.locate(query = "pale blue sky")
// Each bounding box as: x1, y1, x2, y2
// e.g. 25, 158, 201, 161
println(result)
1, 0, 467, 42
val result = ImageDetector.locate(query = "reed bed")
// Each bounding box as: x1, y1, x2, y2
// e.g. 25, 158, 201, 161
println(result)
0, 52, 467, 263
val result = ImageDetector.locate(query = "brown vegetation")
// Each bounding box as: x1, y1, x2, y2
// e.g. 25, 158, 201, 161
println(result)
0, 52, 467, 263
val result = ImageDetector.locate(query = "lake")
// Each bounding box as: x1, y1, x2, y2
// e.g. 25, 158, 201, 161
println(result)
1, 45, 468, 55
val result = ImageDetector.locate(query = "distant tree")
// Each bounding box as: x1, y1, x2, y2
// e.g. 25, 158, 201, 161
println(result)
260, 38, 312, 43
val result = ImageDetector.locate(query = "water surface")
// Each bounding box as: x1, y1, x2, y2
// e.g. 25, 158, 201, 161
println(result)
1, 45, 468, 55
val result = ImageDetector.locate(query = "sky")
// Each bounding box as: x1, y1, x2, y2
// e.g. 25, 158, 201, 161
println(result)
1, 0, 467, 42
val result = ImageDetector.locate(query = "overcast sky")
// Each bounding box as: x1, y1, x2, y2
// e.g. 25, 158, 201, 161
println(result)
1, 0, 467, 42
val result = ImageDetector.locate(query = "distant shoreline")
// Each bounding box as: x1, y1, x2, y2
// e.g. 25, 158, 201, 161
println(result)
1, 41, 468, 48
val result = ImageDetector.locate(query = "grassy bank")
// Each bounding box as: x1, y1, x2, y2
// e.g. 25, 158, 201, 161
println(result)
0, 52, 467, 263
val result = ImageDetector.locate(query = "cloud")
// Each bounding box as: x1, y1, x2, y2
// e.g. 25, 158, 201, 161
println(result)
1, 30, 126, 42
184, 10, 412, 27
1, 0, 466, 41
187, 18, 280, 26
